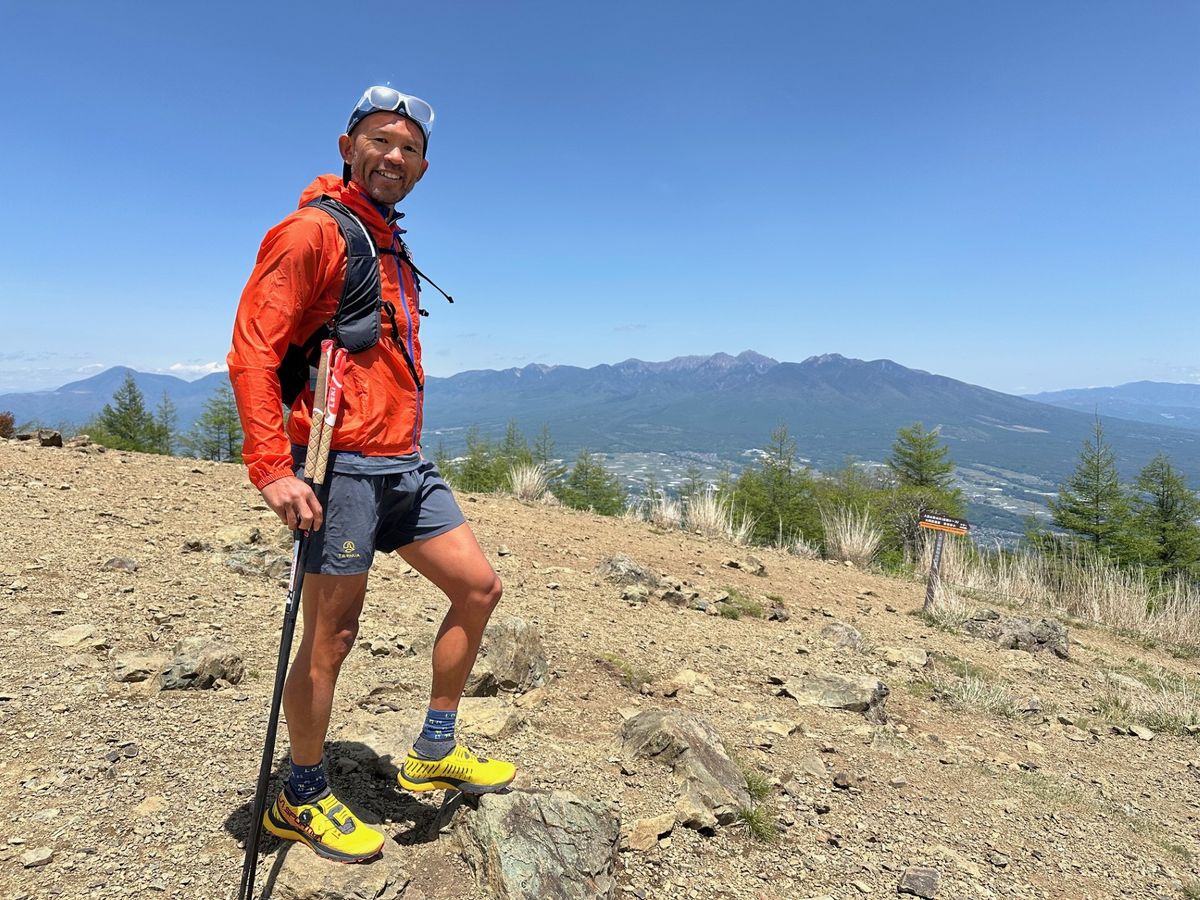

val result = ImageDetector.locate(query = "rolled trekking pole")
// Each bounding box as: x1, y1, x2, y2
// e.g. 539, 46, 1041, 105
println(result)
238, 341, 348, 900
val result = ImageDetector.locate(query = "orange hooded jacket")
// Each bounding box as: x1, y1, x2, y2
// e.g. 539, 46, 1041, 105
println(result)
227, 175, 425, 490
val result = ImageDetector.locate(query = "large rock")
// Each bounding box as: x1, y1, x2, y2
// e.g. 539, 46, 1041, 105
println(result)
49, 624, 105, 650
454, 790, 620, 900
159, 636, 244, 690
268, 843, 410, 899
621, 710, 751, 829
222, 545, 291, 581
962, 611, 1069, 659
818, 622, 863, 650
780, 673, 889, 721
457, 696, 527, 739
595, 554, 660, 587
480, 617, 548, 694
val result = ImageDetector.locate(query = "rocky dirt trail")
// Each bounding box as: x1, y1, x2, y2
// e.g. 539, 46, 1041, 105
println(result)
1, 438, 1198, 900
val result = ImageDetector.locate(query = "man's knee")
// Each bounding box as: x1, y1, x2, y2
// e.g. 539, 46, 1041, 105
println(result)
459, 572, 502, 618
311, 619, 361, 672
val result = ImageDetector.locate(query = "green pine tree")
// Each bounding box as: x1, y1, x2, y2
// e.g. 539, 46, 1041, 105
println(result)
723, 424, 821, 546
152, 392, 178, 455
887, 422, 956, 489
1131, 453, 1200, 577
533, 424, 567, 482
185, 384, 243, 462
1048, 418, 1138, 563
883, 423, 964, 557
88, 373, 160, 452
557, 449, 626, 515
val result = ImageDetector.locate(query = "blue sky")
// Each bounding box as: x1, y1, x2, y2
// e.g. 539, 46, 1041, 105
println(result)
1, 1, 1196, 395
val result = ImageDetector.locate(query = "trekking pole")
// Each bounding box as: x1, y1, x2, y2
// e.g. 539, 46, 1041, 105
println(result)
238, 340, 348, 900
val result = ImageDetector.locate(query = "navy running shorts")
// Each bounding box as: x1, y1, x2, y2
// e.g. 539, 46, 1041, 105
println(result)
296, 460, 467, 575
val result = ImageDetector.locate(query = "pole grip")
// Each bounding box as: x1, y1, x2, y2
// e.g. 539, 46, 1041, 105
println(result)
305, 341, 335, 483
311, 348, 349, 487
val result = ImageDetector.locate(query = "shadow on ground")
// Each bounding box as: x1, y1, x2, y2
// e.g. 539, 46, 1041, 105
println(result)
222, 738, 472, 867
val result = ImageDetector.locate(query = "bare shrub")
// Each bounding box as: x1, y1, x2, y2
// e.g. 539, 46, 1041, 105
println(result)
507, 462, 548, 502
821, 505, 881, 567
0, 411, 13, 439
783, 534, 821, 559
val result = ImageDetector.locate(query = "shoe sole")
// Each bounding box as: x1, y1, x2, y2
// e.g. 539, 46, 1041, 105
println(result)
263, 803, 383, 864
397, 769, 516, 795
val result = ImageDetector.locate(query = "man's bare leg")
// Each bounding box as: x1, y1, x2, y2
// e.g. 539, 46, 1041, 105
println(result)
282, 572, 369, 765
398, 522, 502, 710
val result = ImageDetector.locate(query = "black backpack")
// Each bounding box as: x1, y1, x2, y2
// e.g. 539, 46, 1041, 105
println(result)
276, 196, 452, 406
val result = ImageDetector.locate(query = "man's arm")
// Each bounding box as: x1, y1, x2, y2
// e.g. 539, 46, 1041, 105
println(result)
227, 212, 337, 529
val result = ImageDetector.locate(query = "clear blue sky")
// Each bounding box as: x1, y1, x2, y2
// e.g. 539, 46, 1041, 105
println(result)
1, 1, 1196, 395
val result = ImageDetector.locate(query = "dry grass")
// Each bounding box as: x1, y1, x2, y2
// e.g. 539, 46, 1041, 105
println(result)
821, 505, 881, 567
936, 541, 1200, 651
1097, 678, 1200, 735
647, 494, 683, 530
684, 491, 730, 538
507, 462, 549, 502
918, 671, 1020, 718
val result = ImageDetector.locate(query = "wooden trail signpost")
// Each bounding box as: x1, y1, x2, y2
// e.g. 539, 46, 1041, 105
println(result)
919, 512, 970, 611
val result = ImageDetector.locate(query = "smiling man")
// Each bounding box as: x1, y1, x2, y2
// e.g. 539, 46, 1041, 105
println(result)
228, 86, 516, 865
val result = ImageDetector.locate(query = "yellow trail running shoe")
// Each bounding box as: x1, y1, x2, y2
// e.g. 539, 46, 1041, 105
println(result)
397, 744, 516, 795
263, 788, 384, 863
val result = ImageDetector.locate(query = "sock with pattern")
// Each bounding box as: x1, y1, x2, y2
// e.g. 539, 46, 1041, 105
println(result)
413, 707, 457, 760
285, 759, 328, 804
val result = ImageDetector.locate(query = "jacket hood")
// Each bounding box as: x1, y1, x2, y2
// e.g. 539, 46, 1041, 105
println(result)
296, 175, 397, 245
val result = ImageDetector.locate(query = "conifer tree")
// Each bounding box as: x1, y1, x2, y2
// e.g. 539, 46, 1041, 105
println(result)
557, 449, 626, 515
89, 373, 160, 452
883, 422, 964, 557
1048, 418, 1138, 563
1131, 453, 1200, 577
185, 384, 243, 462
887, 422, 956, 489
152, 392, 178, 455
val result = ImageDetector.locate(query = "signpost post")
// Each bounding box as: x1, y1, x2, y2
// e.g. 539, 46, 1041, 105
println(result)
918, 512, 970, 612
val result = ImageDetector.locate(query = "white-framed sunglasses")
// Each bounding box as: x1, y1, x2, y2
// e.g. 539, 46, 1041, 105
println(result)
347, 86, 434, 144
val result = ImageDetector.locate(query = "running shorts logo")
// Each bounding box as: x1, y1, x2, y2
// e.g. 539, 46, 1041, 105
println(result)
338, 540, 360, 559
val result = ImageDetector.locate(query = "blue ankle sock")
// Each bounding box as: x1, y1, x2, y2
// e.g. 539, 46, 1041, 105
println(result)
420, 707, 457, 743
286, 759, 328, 804
413, 708, 457, 760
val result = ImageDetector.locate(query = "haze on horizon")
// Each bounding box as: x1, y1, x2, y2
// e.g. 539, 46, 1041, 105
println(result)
1, 1, 1196, 396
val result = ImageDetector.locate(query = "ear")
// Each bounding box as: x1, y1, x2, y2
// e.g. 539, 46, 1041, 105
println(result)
338, 133, 353, 165
415, 158, 430, 182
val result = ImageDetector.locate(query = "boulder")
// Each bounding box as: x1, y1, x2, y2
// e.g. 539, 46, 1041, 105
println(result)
159, 636, 244, 690
49, 624, 105, 650
37, 430, 63, 448
595, 554, 660, 587
963, 611, 1069, 659
622, 710, 751, 829
818, 622, 863, 650
268, 843, 409, 900
457, 696, 527, 739
455, 790, 620, 900
881, 646, 928, 669
780, 673, 889, 721
464, 657, 499, 697
222, 545, 291, 581
625, 813, 675, 852
481, 617, 548, 693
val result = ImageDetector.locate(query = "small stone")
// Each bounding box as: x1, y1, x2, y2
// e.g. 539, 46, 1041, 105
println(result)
889, 776, 907, 788
21, 847, 53, 868
898, 866, 940, 898
795, 753, 826, 779
626, 813, 675, 852
1130, 725, 1155, 741
497, 545, 512, 556
101, 557, 138, 573
832, 772, 852, 790
989, 851, 1009, 868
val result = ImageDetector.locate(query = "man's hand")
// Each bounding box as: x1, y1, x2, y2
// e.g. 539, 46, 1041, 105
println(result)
261, 476, 324, 532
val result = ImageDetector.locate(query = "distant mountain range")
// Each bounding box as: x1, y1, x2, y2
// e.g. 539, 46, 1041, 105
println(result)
5, 353, 1198, 540
1026, 382, 1200, 432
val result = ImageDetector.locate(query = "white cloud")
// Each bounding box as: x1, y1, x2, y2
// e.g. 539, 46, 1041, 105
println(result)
76, 363, 106, 373
165, 361, 227, 379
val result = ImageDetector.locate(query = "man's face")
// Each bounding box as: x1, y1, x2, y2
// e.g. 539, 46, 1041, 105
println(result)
338, 112, 429, 205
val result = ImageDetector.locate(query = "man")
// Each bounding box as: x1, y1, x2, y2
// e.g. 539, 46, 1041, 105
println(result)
228, 86, 515, 864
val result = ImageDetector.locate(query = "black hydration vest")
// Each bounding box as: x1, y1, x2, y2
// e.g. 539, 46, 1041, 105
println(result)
276, 196, 442, 406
